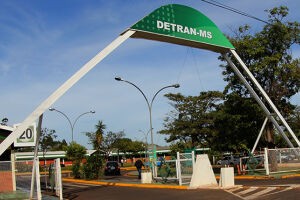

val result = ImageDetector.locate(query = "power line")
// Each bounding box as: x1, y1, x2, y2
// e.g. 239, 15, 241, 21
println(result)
200, 0, 270, 24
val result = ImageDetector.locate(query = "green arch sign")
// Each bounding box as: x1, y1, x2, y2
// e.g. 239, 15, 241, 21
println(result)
128, 4, 234, 53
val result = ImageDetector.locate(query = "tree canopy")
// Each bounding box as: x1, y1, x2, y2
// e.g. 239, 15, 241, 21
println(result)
159, 91, 223, 150
159, 6, 299, 153
219, 6, 299, 148
65, 142, 86, 162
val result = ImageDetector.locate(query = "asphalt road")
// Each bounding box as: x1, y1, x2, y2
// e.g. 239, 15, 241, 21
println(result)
235, 177, 300, 187
60, 180, 300, 200
61, 182, 241, 200
42, 168, 300, 200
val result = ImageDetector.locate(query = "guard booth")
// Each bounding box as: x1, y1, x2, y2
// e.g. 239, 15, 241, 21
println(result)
0, 125, 15, 192
0, 123, 37, 193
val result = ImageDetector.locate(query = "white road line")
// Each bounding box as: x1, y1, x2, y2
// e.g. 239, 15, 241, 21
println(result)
64, 184, 89, 188
226, 186, 298, 200
262, 187, 294, 197
245, 187, 276, 200
236, 187, 258, 195
227, 187, 243, 192
224, 190, 245, 200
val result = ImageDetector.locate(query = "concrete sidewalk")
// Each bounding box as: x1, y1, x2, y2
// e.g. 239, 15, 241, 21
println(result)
62, 178, 188, 189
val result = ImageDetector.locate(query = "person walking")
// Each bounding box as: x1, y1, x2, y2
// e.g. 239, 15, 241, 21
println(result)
135, 159, 144, 179
121, 158, 124, 167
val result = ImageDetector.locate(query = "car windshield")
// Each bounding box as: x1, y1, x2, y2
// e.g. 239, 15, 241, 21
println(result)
106, 162, 118, 167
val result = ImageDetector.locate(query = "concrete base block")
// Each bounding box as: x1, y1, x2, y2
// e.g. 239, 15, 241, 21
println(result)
189, 154, 218, 189
219, 167, 235, 188
141, 172, 152, 184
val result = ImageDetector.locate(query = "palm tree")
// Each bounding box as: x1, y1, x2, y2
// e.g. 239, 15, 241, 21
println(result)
85, 120, 106, 179
95, 121, 106, 150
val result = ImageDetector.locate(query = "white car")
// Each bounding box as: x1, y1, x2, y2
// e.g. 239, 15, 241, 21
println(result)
217, 155, 240, 166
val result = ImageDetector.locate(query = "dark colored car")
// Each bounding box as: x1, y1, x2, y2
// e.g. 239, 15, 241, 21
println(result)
104, 161, 121, 176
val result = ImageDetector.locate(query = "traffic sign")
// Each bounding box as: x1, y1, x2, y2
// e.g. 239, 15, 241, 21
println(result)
13, 123, 36, 147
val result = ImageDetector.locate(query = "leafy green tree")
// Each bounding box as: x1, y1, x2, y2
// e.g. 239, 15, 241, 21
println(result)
287, 106, 300, 136
39, 128, 57, 165
82, 153, 104, 180
85, 121, 126, 178
272, 106, 300, 148
169, 141, 190, 154
86, 120, 106, 151
102, 130, 125, 159
113, 138, 132, 160
159, 91, 224, 149
51, 139, 68, 151
128, 141, 145, 155
220, 6, 300, 148
219, 6, 299, 171
85, 120, 106, 178
65, 142, 86, 162
65, 142, 86, 178
212, 93, 265, 152
1, 118, 8, 126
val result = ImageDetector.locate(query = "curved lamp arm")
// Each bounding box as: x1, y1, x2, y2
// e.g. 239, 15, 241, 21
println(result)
49, 108, 73, 133
49, 108, 95, 142
115, 77, 151, 111
150, 84, 180, 109
72, 111, 95, 131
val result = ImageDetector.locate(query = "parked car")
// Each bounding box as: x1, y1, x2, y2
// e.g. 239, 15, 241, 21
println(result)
217, 155, 240, 166
104, 161, 121, 176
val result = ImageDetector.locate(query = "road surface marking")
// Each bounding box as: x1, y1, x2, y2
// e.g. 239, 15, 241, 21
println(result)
227, 187, 243, 192
261, 186, 294, 197
245, 187, 276, 199
236, 187, 258, 195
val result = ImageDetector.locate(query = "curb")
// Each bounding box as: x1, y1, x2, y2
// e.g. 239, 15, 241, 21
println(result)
62, 178, 300, 190
16, 170, 72, 176
62, 178, 188, 190
125, 172, 298, 180
281, 174, 300, 179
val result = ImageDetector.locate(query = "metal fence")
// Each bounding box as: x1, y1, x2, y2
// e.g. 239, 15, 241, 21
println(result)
152, 152, 195, 186
265, 147, 300, 175
177, 151, 195, 185
0, 158, 63, 199
15, 160, 35, 195
154, 159, 178, 183
0, 160, 37, 199
239, 153, 266, 175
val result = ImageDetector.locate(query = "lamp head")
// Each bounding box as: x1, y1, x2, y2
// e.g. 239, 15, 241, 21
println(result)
49, 108, 55, 111
90, 110, 96, 114
115, 76, 122, 81
173, 84, 180, 88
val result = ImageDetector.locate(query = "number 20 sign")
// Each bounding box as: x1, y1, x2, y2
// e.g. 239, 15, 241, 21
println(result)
13, 123, 36, 147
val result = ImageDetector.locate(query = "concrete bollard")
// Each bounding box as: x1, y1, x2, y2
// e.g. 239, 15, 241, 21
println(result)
189, 154, 218, 189
141, 171, 152, 184
219, 167, 235, 188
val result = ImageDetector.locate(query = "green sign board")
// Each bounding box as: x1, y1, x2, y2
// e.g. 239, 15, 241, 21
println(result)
129, 4, 234, 53
148, 144, 157, 161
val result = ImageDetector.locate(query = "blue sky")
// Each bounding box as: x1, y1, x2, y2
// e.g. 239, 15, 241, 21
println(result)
0, 0, 299, 149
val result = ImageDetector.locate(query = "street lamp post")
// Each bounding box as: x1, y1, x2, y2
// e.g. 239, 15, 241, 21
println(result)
49, 108, 95, 142
115, 76, 180, 175
139, 129, 151, 161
